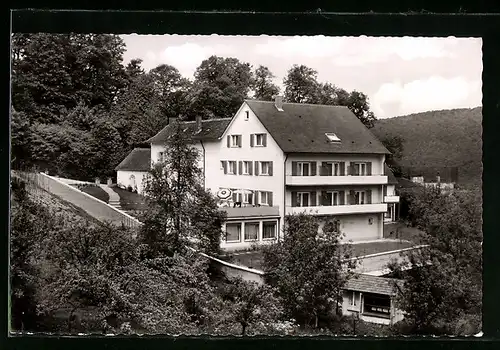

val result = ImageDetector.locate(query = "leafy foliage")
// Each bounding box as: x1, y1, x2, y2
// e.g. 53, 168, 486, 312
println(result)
187, 56, 253, 119
390, 186, 482, 335
141, 119, 226, 256
372, 107, 482, 186
262, 213, 357, 329
252, 65, 280, 101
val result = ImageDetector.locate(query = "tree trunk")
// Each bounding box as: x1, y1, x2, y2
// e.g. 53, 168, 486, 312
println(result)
241, 323, 247, 336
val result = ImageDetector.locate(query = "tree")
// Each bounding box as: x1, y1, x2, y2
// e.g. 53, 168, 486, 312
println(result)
141, 119, 226, 256
381, 135, 405, 177
262, 213, 357, 329
11, 34, 129, 123
188, 56, 253, 119
216, 277, 289, 336
252, 65, 280, 101
283, 64, 321, 104
11, 108, 32, 168
344, 91, 377, 129
389, 187, 482, 335
125, 58, 145, 81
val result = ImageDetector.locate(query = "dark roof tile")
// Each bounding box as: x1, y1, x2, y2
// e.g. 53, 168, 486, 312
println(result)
146, 118, 232, 144
115, 148, 151, 171
345, 274, 404, 296
245, 100, 390, 154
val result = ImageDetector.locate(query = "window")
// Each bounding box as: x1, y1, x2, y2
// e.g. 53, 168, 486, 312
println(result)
349, 291, 357, 306
323, 162, 340, 176
229, 135, 242, 148
242, 192, 253, 205
297, 192, 310, 207
355, 191, 366, 205
244, 222, 259, 241
363, 294, 391, 318
226, 223, 241, 242
260, 161, 270, 175
385, 204, 394, 219
260, 191, 270, 206
325, 132, 341, 142
298, 162, 310, 176
263, 221, 277, 239
245, 111, 249, 120
158, 152, 164, 162
255, 134, 265, 146
354, 163, 367, 176
324, 191, 339, 206
243, 161, 251, 175
228, 161, 237, 175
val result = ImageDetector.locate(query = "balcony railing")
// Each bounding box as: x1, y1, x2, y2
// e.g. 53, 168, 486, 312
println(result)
286, 203, 388, 216
286, 174, 388, 186
223, 205, 280, 219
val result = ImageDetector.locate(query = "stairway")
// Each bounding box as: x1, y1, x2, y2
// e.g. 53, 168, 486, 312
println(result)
100, 185, 123, 211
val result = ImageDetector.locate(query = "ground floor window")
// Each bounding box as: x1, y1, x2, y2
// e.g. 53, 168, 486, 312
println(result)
226, 223, 241, 242
262, 221, 277, 239
363, 294, 391, 318
244, 222, 259, 241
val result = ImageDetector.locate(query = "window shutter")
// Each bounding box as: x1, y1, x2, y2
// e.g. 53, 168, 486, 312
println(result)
222, 161, 228, 174
349, 162, 354, 175
321, 191, 328, 206
250, 134, 254, 147
339, 190, 345, 205
269, 162, 273, 176
340, 162, 346, 176
255, 161, 259, 175
238, 193, 242, 202
310, 191, 317, 206
311, 162, 317, 176
227, 135, 231, 148
383, 186, 387, 197
268, 192, 273, 206
238, 135, 242, 147
249, 161, 253, 175
232, 192, 237, 202
291, 191, 298, 207
238, 161, 242, 175
248, 192, 254, 205
367, 162, 372, 175
350, 190, 356, 205
366, 189, 372, 204
292, 162, 298, 176
263, 134, 267, 147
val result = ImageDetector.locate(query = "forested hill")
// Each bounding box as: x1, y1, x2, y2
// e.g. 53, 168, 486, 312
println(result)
371, 107, 482, 186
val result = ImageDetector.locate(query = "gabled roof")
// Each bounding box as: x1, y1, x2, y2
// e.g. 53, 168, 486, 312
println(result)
146, 118, 232, 144
245, 100, 390, 154
385, 164, 399, 185
115, 148, 151, 172
345, 273, 404, 296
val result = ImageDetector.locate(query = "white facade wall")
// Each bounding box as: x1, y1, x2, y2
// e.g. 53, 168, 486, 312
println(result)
116, 170, 148, 195
386, 184, 396, 196
148, 102, 390, 247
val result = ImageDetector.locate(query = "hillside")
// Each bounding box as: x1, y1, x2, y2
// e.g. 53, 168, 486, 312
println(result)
372, 107, 482, 186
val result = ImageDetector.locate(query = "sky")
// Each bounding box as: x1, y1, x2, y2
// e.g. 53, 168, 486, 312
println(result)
120, 35, 482, 119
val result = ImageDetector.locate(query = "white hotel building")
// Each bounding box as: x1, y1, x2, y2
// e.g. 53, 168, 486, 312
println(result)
116, 97, 399, 251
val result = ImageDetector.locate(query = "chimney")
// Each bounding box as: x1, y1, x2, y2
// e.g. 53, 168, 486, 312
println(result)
195, 115, 202, 133
274, 95, 284, 111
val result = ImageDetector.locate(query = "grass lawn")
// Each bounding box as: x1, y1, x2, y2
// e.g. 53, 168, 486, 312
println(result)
221, 239, 419, 271
384, 222, 425, 242
111, 186, 148, 211
72, 184, 109, 204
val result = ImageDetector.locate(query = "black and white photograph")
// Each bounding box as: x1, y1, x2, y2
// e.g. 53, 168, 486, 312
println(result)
10, 32, 483, 336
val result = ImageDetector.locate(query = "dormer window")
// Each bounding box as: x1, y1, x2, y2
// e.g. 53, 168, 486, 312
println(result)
325, 132, 341, 142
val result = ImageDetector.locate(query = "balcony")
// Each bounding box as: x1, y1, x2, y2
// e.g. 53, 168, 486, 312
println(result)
223, 205, 280, 219
384, 195, 400, 203
286, 174, 388, 186
286, 203, 388, 216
